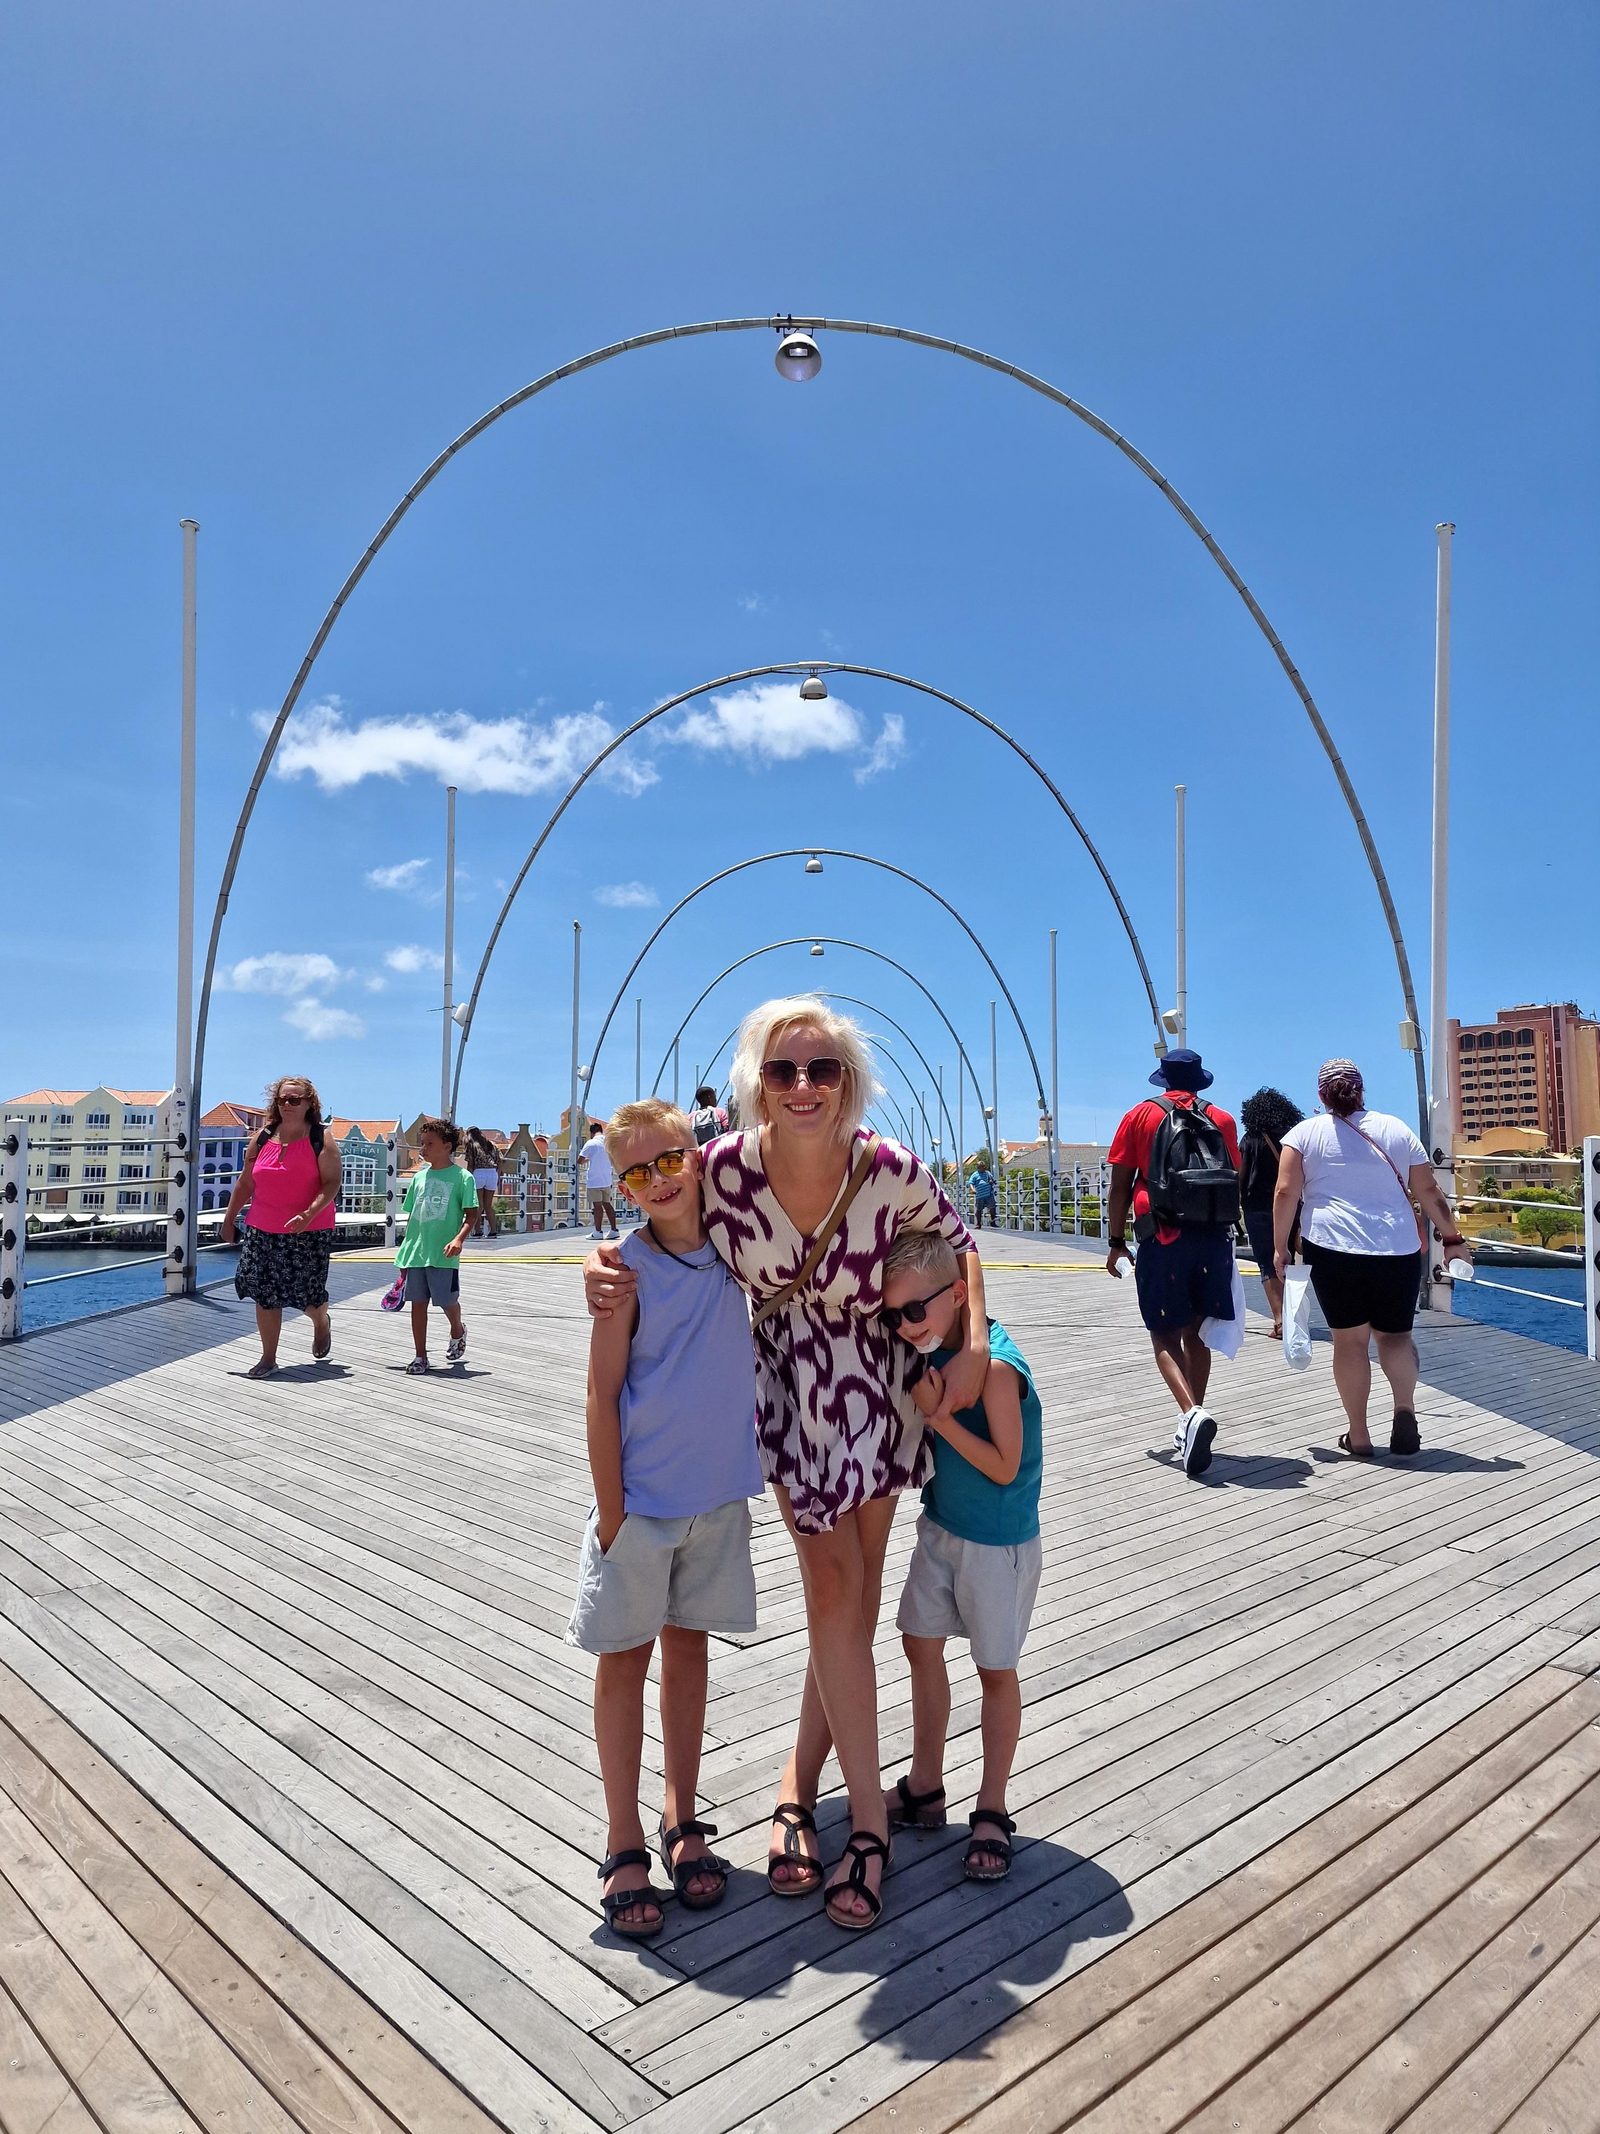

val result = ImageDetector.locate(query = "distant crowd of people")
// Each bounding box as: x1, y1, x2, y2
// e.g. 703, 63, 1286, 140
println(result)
221, 1003, 1468, 1942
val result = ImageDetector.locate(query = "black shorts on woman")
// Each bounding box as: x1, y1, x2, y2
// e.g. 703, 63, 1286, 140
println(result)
1302, 1242, 1420, 1334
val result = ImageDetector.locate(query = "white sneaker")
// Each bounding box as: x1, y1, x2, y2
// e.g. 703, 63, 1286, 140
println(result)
1179, 1407, 1217, 1477
590, 1229, 602, 1239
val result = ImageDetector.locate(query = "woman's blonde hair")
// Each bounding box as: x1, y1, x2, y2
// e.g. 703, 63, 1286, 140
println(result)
729, 995, 881, 1142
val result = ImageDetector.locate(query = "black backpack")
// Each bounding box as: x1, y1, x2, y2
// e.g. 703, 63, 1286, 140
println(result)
690, 1103, 727, 1147
1142, 1097, 1240, 1231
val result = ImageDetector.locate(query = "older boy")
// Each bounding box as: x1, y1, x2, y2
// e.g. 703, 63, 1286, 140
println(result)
880, 1229, 1042, 1882
569, 1099, 762, 1938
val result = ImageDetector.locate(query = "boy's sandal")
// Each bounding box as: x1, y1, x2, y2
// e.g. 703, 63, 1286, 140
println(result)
824, 1831, 891, 1933
1337, 1432, 1376, 1460
1390, 1409, 1422, 1457
658, 1818, 730, 1911
887, 1775, 948, 1830
767, 1802, 824, 1897
964, 1810, 1017, 1883
598, 1849, 667, 1940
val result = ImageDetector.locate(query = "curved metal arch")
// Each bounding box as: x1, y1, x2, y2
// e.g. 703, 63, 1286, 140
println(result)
580, 848, 1046, 1122
649, 939, 992, 1129
449, 657, 1156, 1115
693, 989, 962, 1156
195, 311, 1424, 1143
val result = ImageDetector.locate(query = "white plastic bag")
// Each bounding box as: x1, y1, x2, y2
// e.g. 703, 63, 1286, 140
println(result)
1283, 1264, 1313, 1371
1200, 1254, 1246, 1360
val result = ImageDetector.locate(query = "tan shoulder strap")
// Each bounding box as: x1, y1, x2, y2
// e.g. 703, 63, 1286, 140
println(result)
752, 1136, 879, 1329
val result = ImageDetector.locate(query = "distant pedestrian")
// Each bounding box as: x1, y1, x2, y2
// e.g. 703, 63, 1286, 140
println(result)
395, 1117, 477, 1375
1238, 1087, 1304, 1339
579, 1120, 620, 1238
689, 1085, 729, 1147
970, 1162, 998, 1230
1106, 1049, 1241, 1477
1274, 1060, 1469, 1458
464, 1128, 501, 1239
222, 1074, 342, 1379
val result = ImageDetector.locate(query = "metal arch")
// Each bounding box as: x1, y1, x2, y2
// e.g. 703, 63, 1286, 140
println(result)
647, 939, 993, 1128
194, 311, 1426, 1144
578, 847, 1047, 1121
449, 658, 1155, 1115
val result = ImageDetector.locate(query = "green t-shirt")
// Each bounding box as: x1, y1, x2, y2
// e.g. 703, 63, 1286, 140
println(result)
396, 1164, 478, 1268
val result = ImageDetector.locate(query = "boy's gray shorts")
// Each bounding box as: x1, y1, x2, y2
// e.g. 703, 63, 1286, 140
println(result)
567, 1498, 756, 1655
896, 1512, 1042, 1671
403, 1265, 459, 1306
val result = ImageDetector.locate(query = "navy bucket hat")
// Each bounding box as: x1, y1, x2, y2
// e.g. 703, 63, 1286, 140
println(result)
1150, 1047, 1214, 1092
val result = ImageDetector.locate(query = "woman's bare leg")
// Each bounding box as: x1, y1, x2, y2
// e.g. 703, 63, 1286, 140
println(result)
1330, 1324, 1375, 1449
253, 1305, 282, 1367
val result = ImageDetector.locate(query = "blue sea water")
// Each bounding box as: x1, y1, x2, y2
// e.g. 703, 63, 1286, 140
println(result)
1451, 1264, 1587, 1357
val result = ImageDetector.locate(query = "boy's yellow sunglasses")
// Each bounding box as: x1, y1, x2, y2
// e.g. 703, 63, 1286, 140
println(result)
618, 1146, 691, 1193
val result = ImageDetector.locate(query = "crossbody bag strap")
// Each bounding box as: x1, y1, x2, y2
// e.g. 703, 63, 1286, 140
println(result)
1343, 1118, 1428, 1250
752, 1135, 879, 1329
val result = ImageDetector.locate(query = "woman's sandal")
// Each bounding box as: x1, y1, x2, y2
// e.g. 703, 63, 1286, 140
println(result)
1390, 1409, 1422, 1457
1338, 1431, 1376, 1460
597, 1849, 667, 1940
658, 1817, 730, 1911
886, 1775, 948, 1830
766, 1802, 824, 1897
823, 1831, 891, 1933
964, 1809, 1018, 1883
246, 1358, 278, 1380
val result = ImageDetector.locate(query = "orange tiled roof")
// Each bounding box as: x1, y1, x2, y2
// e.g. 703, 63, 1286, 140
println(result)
200, 1102, 266, 1130
4, 1087, 168, 1108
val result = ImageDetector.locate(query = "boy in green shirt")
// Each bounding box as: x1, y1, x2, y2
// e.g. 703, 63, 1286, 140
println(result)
396, 1117, 478, 1374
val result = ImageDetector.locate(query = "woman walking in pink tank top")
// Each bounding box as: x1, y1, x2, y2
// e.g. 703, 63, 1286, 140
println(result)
221, 1074, 343, 1378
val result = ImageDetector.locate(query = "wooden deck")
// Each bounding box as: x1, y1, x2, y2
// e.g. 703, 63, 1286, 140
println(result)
0, 1232, 1596, 2133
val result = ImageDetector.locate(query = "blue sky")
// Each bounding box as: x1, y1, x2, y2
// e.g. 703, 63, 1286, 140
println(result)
4, 1, 1595, 1147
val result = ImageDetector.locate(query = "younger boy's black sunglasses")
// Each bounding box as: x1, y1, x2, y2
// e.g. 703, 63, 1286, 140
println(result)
880, 1279, 956, 1334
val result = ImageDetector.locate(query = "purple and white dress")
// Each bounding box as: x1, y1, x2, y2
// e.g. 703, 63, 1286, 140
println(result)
701, 1128, 974, 1535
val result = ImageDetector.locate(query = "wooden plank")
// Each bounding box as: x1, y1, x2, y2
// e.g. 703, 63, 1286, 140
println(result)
1498, 2012, 1600, 2134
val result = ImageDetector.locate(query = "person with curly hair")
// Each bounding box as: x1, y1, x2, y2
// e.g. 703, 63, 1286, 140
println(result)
222, 1074, 342, 1378
1239, 1086, 1304, 1338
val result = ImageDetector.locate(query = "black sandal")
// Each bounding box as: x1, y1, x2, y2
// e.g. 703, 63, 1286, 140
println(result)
964, 1810, 1017, 1882
887, 1775, 947, 1830
1338, 1431, 1377, 1460
597, 1849, 667, 1940
824, 1831, 891, 1933
767, 1802, 824, 1897
658, 1818, 730, 1911
1390, 1409, 1422, 1457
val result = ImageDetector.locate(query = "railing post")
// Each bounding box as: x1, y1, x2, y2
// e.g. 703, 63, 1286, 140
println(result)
383, 1134, 398, 1251
1585, 1135, 1599, 1367
517, 1151, 530, 1234
162, 1086, 194, 1297
1072, 1161, 1082, 1237
1, 1125, 27, 1341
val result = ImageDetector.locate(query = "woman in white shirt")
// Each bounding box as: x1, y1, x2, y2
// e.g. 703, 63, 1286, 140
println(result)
1272, 1059, 1468, 1459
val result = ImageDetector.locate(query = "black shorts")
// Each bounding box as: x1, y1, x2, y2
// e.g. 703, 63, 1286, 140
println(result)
1242, 1208, 1277, 1276
1132, 1227, 1235, 1334
1302, 1242, 1421, 1333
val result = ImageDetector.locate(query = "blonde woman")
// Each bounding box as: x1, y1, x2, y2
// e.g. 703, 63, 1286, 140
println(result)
587, 996, 988, 1931
222, 1074, 342, 1378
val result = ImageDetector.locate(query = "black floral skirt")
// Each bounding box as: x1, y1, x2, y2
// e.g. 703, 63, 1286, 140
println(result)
234, 1226, 333, 1311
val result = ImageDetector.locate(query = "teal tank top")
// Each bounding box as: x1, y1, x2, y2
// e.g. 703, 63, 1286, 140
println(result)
921, 1317, 1042, 1546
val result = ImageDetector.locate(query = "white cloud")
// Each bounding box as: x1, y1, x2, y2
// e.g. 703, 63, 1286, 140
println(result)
284, 997, 365, 1041
737, 593, 770, 614
364, 974, 388, 993
385, 944, 446, 974
669, 680, 870, 766
854, 713, 908, 784
218, 951, 346, 997
595, 882, 659, 909
271, 696, 640, 798
367, 857, 429, 892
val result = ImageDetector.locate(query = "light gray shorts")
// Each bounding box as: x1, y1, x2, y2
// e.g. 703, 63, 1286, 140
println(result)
567, 1498, 757, 1655
403, 1265, 460, 1306
896, 1512, 1042, 1672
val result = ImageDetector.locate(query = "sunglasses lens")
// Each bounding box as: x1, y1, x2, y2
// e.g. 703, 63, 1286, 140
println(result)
761, 1060, 799, 1093
658, 1150, 687, 1175
808, 1057, 843, 1089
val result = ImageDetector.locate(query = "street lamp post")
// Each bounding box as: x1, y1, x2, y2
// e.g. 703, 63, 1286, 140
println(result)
568, 922, 582, 1229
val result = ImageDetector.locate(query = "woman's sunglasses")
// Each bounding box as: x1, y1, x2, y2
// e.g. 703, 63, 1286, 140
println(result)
619, 1147, 691, 1193
280, 1094, 308, 1106
880, 1279, 956, 1334
760, 1055, 843, 1094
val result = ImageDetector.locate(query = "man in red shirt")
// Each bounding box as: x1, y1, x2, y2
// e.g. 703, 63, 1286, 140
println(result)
1106, 1049, 1241, 1476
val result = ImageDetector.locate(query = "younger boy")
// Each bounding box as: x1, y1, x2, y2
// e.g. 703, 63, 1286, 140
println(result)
880, 1228, 1043, 1881
395, 1118, 478, 1375
568, 1099, 762, 1938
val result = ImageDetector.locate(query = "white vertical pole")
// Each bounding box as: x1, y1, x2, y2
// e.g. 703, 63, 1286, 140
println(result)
166, 520, 200, 1298
635, 998, 643, 1100
957, 1065, 966, 1222
0, 1124, 26, 1341
517, 1147, 530, 1234
1175, 784, 1187, 1050
937, 1064, 945, 1186
568, 921, 582, 1229
1048, 927, 1061, 1234
1583, 1135, 1598, 1365
672, 1038, 680, 1108
1427, 523, 1457, 1314
990, 1000, 999, 1164
441, 785, 457, 1117
383, 1132, 397, 1251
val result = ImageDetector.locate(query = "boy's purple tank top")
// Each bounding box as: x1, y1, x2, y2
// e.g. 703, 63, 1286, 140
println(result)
618, 1227, 762, 1517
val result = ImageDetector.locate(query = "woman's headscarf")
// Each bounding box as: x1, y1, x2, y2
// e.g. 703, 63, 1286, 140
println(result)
1317, 1058, 1365, 1116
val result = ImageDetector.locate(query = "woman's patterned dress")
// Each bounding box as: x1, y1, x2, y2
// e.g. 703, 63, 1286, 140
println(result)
701, 1128, 974, 1534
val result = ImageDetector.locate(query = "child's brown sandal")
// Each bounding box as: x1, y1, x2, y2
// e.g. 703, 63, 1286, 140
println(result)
887, 1775, 948, 1830
963, 1810, 1017, 1882
658, 1818, 730, 1911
